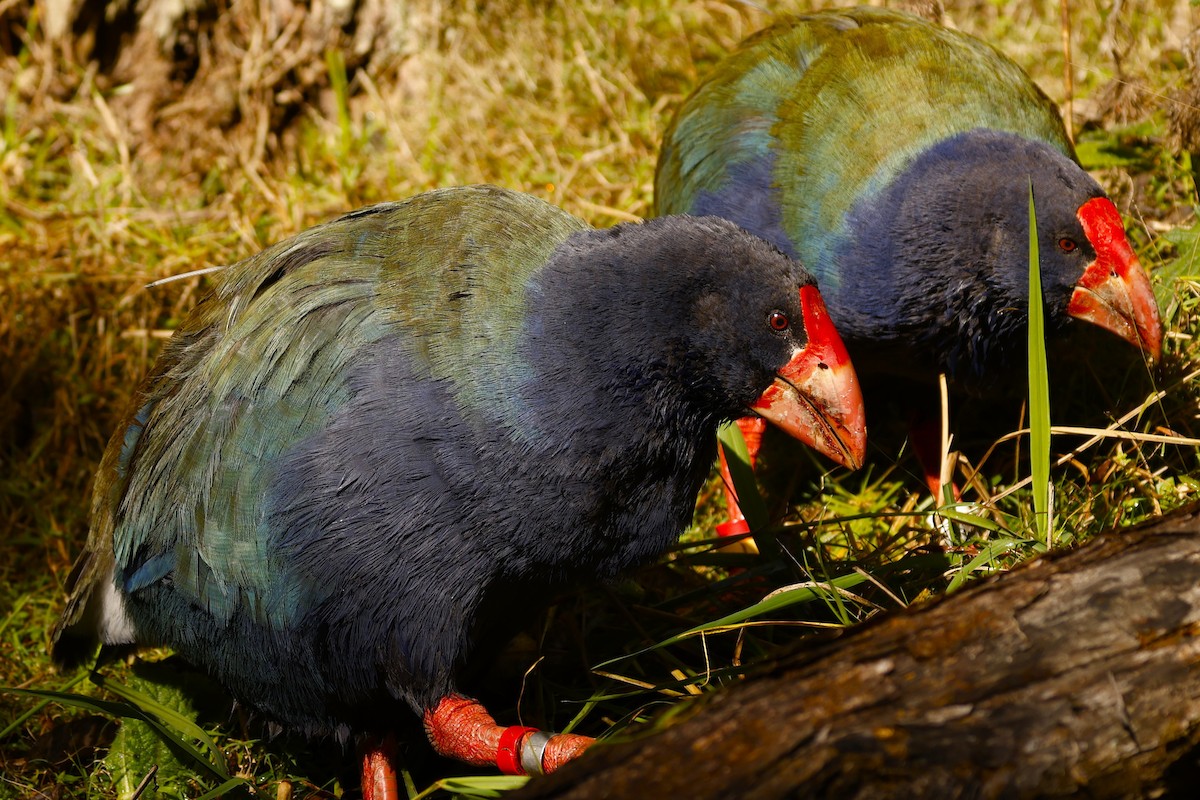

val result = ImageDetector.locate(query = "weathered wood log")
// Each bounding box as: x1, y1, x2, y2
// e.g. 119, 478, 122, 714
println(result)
517, 503, 1200, 800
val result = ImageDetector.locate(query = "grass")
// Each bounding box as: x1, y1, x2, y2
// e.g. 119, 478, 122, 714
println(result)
1, 0, 1198, 797
1028, 182, 1052, 546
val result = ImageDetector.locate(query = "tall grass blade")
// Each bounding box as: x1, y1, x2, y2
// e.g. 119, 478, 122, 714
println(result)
194, 778, 254, 800
945, 537, 1045, 593
2, 684, 137, 722
325, 47, 352, 151
596, 569, 873, 668
0, 673, 87, 738
90, 671, 229, 778
2, 683, 239, 785
716, 421, 769, 533
411, 775, 529, 799
1028, 181, 1052, 545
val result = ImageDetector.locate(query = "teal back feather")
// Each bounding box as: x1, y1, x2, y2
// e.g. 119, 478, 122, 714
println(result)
374, 191, 587, 429
108, 187, 586, 626
656, 7, 1072, 292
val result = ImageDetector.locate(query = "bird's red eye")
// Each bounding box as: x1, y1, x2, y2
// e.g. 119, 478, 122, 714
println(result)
1058, 237, 1078, 253
769, 311, 790, 332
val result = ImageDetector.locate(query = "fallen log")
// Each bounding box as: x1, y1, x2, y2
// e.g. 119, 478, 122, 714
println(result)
516, 503, 1200, 800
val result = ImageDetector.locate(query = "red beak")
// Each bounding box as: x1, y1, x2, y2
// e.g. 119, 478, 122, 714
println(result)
750, 285, 866, 470
1067, 197, 1163, 360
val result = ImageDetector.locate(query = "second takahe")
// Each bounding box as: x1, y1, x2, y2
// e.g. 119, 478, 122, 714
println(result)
656, 7, 1162, 525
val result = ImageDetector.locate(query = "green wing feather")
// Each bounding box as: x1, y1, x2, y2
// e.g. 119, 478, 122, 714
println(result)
113, 214, 393, 623
375, 188, 588, 426
56, 186, 586, 643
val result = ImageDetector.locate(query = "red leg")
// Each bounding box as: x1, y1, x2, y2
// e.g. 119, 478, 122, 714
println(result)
423, 695, 592, 775
360, 734, 399, 800
716, 416, 766, 537
908, 410, 960, 501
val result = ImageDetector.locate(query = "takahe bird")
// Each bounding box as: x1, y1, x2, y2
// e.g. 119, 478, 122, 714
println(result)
51, 185, 866, 796
655, 7, 1162, 529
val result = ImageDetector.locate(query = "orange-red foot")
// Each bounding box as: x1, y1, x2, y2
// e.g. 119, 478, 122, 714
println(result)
423, 695, 593, 775
361, 734, 399, 800
908, 411, 960, 501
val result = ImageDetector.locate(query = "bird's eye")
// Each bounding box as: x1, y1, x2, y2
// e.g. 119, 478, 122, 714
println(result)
1058, 237, 1078, 253
768, 311, 790, 332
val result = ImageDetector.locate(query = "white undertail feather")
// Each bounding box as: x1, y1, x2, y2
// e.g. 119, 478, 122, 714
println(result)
96, 562, 137, 645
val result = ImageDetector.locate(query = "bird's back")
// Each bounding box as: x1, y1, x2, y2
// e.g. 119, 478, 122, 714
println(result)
52, 187, 588, 669
656, 7, 1071, 291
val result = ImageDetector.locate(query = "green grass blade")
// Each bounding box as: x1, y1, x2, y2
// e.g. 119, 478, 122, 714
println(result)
2, 683, 239, 784
412, 775, 530, 799
1, 683, 134, 721
90, 672, 232, 780
1028, 181, 1052, 546
934, 506, 1011, 536
595, 569, 872, 668
715, 421, 768, 532
945, 537, 1046, 594
0, 672, 88, 738
560, 697, 599, 735
325, 47, 352, 150
194, 778, 255, 800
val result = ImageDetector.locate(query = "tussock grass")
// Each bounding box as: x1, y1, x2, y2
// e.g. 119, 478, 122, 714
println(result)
1, 0, 1198, 797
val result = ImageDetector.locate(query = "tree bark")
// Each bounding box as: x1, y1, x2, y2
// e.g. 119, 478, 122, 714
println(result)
517, 503, 1200, 800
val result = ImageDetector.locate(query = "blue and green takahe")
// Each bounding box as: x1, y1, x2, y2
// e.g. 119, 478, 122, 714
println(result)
50, 185, 866, 796
655, 7, 1162, 528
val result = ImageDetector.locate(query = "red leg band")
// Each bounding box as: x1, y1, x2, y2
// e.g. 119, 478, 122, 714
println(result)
496, 726, 538, 775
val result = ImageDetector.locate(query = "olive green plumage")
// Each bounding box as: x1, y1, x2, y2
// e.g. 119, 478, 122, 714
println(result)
56, 186, 588, 644
656, 6, 1071, 294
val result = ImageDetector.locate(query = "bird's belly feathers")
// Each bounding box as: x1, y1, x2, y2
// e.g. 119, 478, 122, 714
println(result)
118, 337, 703, 733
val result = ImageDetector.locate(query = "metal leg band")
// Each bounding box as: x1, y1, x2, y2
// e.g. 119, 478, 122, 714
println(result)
520, 730, 554, 776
